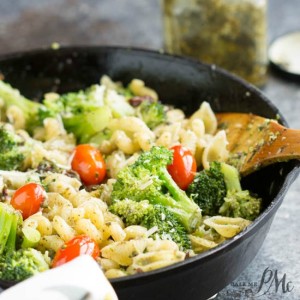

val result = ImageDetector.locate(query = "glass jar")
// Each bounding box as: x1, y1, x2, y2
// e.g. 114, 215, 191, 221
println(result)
162, 0, 268, 86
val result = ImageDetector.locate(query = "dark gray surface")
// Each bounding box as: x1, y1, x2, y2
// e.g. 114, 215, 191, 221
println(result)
0, 1, 299, 299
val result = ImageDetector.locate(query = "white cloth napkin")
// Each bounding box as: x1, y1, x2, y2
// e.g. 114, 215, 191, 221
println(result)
0, 255, 118, 300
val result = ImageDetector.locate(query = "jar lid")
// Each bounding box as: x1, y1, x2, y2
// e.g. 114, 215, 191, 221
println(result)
268, 31, 300, 78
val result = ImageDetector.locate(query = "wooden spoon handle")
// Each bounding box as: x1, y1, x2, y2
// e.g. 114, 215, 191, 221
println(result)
216, 113, 300, 175
243, 121, 300, 173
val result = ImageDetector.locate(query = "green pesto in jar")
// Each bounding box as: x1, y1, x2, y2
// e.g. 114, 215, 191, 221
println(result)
163, 0, 268, 86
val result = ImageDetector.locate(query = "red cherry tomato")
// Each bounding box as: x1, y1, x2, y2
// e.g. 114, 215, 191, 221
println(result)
167, 145, 197, 190
71, 144, 106, 185
10, 183, 46, 219
52, 235, 100, 268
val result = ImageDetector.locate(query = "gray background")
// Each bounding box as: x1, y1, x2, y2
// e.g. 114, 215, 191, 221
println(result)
0, 1, 299, 299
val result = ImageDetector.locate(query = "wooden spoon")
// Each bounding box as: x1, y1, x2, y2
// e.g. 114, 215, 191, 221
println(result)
216, 112, 300, 176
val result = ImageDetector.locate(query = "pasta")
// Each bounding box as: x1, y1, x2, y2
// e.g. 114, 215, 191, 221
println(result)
0, 76, 260, 281
202, 130, 229, 169
190, 101, 218, 134
204, 216, 251, 238
128, 79, 158, 101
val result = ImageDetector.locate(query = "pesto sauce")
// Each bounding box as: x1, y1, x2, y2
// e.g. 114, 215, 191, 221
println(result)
163, 0, 268, 86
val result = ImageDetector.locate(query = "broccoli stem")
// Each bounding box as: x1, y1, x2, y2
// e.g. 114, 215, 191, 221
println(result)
0, 205, 13, 255
63, 106, 112, 143
221, 163, 242, 192
21, 227, 41, 249
159, 168, 202, 231
5, 213, 19, 253
0, 203, 22, 254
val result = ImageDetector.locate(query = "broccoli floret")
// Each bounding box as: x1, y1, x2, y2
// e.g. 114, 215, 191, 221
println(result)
0, 202, 48, 282
0, 81, 48, 132
136, 100, 166, 129
0, 248, 49, 282
41, 87, 113, 143
110, 199, 191, 250
187, 162, 261, 220
219, 190, 261, 221
110, 199, 150, 225
111, 146, 202, 232
0, 80, 134, 143
0, 126, 24, 171
0, 125, 31, 171
42, 84, 135, 143
43, 85, 108, 115
0, 80, 61, 133
187, 162, 227, 216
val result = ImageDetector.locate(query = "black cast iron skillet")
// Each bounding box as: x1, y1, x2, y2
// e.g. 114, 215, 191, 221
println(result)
0, 46, 299, 300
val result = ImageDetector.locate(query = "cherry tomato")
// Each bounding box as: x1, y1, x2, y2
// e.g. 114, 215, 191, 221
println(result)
10, 183, 46, 219
52, 235, 100, 268
167, 145, 197, 190
71, 144, 106, 185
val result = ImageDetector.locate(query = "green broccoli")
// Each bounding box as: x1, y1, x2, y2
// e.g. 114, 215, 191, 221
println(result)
136, 99, 166, 129
0, 202, 49, 282
110, 199, 191, 250
62, 106, 112, 143
0, 81, 44, 132
111, 146, 202, 232
88, 128, 112, 146
0, 124, 32, 171
42, 84, 136, 143
219, 190, 261, 221
41, 86, 113, 143
187, 161, 261, 220
0, 202, 22, 255
0, 80, 134, 143
0, 248, 49, 282
0, 125, 25, 171
187, 162, 227, 216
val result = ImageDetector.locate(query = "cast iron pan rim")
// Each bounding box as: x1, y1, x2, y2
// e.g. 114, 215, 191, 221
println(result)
0, 45, 299, 284
0, 45, 289, 125
0, 45, 288, 121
